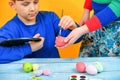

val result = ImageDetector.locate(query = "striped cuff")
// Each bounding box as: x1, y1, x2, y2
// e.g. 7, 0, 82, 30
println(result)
85, 16, 102, 32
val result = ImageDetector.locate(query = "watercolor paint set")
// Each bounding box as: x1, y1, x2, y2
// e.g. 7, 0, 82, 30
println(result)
69, 74, 103, 80
69, 74, 88, 80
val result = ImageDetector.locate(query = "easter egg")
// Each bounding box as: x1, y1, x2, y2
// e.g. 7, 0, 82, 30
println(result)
23, 62, 33, 73
86, 64, 97, 75
76, 62, 86, 73
32, 64, 39, 71
31, 77, 43, 80
33, 70, 43, 76
93, 62, 103, 73
55, 36, 66, 47
42, 69, 51, 76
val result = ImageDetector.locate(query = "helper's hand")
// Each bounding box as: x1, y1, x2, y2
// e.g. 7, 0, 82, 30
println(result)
59, 16, 77, 30
29, 33, 44, 52
58, 25, 89, 48
79, 9, 90, 26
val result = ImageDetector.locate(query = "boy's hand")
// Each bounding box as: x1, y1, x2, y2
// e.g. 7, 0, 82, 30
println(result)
58, 16, 77, 30
29, 33, 44, 52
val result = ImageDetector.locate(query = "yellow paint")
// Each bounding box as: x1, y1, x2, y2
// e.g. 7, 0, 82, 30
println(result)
0, 0, 85, 58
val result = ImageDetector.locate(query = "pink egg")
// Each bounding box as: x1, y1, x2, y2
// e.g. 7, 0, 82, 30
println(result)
76, 62, 86, 73
55, 36, 67, 47
42, 69, 51, 76
86, 64, 98, 75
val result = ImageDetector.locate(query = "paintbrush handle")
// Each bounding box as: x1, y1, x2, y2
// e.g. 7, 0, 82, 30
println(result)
59, 9, 64, 36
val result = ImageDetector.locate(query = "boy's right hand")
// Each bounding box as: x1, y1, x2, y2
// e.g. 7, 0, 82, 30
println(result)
29, 33, 44, 52
59, 16, 77, 30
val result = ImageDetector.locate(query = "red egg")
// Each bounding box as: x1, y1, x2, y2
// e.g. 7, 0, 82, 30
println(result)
55, 36, 67, 47
76, 62, 86, 73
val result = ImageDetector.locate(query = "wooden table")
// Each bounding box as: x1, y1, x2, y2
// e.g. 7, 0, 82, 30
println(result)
0, 57, 120, 80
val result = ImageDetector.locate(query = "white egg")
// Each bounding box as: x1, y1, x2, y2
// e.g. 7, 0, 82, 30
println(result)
86, 64, 98, 75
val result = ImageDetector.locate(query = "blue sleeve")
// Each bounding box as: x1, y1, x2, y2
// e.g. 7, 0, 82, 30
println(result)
0, 21, 32, 64
96, 7, 117, 27
93, 0, 120, 27
50, 12, 83, 42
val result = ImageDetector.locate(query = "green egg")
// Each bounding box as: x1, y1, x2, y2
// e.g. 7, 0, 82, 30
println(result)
23, 62, 33, 73
93, 62, 103, 73
31, 77, 43, 80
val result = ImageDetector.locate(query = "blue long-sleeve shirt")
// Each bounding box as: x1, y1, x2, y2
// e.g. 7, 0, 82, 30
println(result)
0, 11, 82, 63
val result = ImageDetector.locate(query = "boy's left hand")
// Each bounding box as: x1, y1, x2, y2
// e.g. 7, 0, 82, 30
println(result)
58, 16, 77, 30
29, 33, 44, 52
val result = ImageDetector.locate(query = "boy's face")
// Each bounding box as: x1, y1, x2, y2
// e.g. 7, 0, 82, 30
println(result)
11, 0, 39, 22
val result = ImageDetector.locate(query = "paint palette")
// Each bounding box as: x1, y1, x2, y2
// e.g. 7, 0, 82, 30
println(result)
69, 74, 88, 80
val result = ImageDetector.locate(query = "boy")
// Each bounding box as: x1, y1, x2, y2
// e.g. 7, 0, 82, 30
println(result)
0, 0, 80, 63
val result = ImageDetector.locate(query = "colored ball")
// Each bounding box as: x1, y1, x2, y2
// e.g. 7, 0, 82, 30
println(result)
31, 77, 43, 80
32, 64, 39, 71
33, 70, 43, 76
86, 64, 97, 75
42, 69, 51, 76
23, 62, 33, 73
93, 62, 103, 73
76, 62, 86, 73
55, 36, 66, 47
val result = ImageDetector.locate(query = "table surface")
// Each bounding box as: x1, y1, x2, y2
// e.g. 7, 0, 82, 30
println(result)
0, 57, 120, 80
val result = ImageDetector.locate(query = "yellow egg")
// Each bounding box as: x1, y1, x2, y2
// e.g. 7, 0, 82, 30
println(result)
32, 64, 39, 71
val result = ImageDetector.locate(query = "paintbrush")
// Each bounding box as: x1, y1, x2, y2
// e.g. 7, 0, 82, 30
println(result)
59, 9, 64, 36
